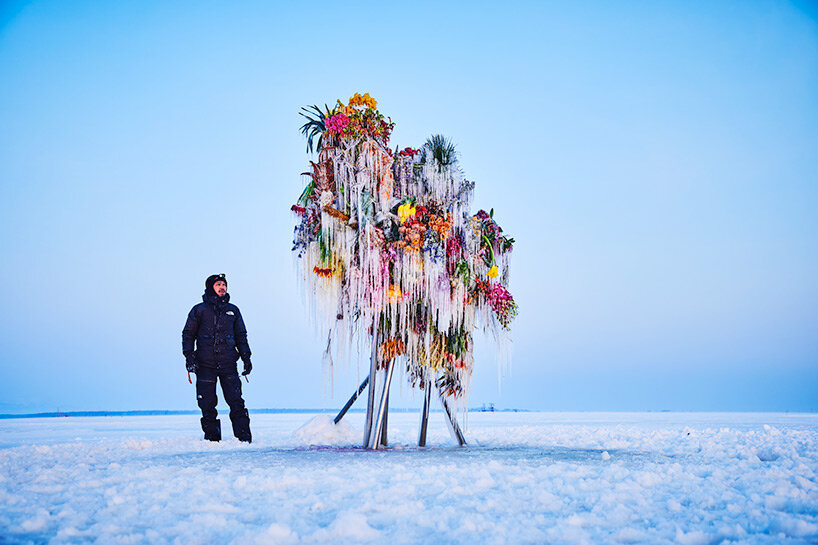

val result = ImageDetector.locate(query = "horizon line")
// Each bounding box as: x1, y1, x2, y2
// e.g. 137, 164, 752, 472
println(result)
2, 408, 817, 419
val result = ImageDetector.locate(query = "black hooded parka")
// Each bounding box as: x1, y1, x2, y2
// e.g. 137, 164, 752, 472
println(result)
182, 292, 251, 369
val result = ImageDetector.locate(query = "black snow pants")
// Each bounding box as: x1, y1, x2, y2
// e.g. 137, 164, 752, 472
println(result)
196, 365, 251, 442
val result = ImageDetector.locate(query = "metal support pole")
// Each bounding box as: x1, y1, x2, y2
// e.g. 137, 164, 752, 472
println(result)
380, 387, 389, 447
363, 316, 380, 447
418, 379, 431, 447
369, 357, 396, 449
334, 376, 369, 425
438, 389, 467, 446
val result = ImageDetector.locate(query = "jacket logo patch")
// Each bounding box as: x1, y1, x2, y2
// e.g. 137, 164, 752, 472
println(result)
226, 311, 235, 316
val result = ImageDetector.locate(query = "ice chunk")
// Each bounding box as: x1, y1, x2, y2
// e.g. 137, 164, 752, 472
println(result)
251, 523, 299, 545
313, 512, 380, 542
755, 448, 780, 462
19, 509, 50, 532
675, 527, 718, 545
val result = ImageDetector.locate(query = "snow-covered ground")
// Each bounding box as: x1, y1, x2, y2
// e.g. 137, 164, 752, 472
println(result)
0, 411, 816, 544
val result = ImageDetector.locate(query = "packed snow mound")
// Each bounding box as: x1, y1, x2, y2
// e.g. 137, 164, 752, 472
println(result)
291, 414, 358, 446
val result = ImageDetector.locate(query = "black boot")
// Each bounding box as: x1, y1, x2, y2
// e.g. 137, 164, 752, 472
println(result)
230, 408, 252, 443
201, 417, 221, 441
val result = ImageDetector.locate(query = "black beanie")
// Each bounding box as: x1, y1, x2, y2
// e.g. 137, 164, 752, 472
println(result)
205, 273, 227, 295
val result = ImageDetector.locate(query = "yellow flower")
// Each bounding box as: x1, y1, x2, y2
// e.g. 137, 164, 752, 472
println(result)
334, 99, 354, 116
398, 202, 416, 223
488, 265, 499, 279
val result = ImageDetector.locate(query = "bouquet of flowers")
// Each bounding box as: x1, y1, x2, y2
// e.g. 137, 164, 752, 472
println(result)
293, 94, 516, 404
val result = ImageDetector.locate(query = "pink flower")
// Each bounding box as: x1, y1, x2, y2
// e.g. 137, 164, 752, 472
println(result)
326, 113, 349, 134
485, 283, 518, 328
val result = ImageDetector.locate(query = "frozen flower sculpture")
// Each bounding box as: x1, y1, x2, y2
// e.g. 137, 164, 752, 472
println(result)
293, 94, 517, 448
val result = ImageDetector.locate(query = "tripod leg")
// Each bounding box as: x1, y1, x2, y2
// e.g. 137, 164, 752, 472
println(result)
438, 389, 467, 446
334, 376, 369, 425
369, 357, 395, 449
363, 317, 380, 447
418, 380, 431, 446
380, 388, 389, 447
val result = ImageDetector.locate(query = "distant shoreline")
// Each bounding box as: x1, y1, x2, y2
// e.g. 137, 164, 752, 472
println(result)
2, 409, 815, 420
0, 407, 531, 419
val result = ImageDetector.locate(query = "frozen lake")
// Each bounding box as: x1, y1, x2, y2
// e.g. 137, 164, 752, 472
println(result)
0, 411, 816, 544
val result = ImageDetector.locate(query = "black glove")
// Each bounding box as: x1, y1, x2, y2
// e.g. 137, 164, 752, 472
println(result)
185, 356, 198, 373
242, 360, 252, 376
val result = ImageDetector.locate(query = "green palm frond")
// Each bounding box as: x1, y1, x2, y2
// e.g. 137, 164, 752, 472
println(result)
299, 104, 334, 154
421, 134, 457, 167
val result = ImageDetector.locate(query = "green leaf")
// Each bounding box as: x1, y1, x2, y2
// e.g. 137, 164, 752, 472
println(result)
297, 180, 316, 207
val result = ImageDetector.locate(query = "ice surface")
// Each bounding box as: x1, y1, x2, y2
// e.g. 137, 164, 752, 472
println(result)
0, 412, 816, 544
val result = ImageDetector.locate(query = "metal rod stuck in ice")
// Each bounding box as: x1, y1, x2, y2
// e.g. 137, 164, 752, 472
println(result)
363, 317, 379, 447
380, 387, 389, 446
369, 357, 395, 449
418, 380, 431, 446
334, 376, 369, 425
438, 389, 467, 446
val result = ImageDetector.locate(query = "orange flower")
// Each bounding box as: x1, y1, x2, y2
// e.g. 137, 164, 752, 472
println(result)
348, 92, 378, 110
335, 100, 354, 116
387, 284, 403, 302
429, 213, 452, 240
379, 337, 405, 362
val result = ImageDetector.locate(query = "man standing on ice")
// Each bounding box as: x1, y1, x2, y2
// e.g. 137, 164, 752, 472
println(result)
182, 273, 253, 443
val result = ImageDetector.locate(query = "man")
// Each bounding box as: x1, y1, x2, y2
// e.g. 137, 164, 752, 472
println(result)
182, 273, 253, 442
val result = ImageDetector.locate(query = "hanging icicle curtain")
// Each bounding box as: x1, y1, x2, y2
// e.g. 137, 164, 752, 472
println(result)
292, 93, 517, 407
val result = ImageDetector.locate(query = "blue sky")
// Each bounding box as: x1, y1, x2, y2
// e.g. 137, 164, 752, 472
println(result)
1, 0, 816, 413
